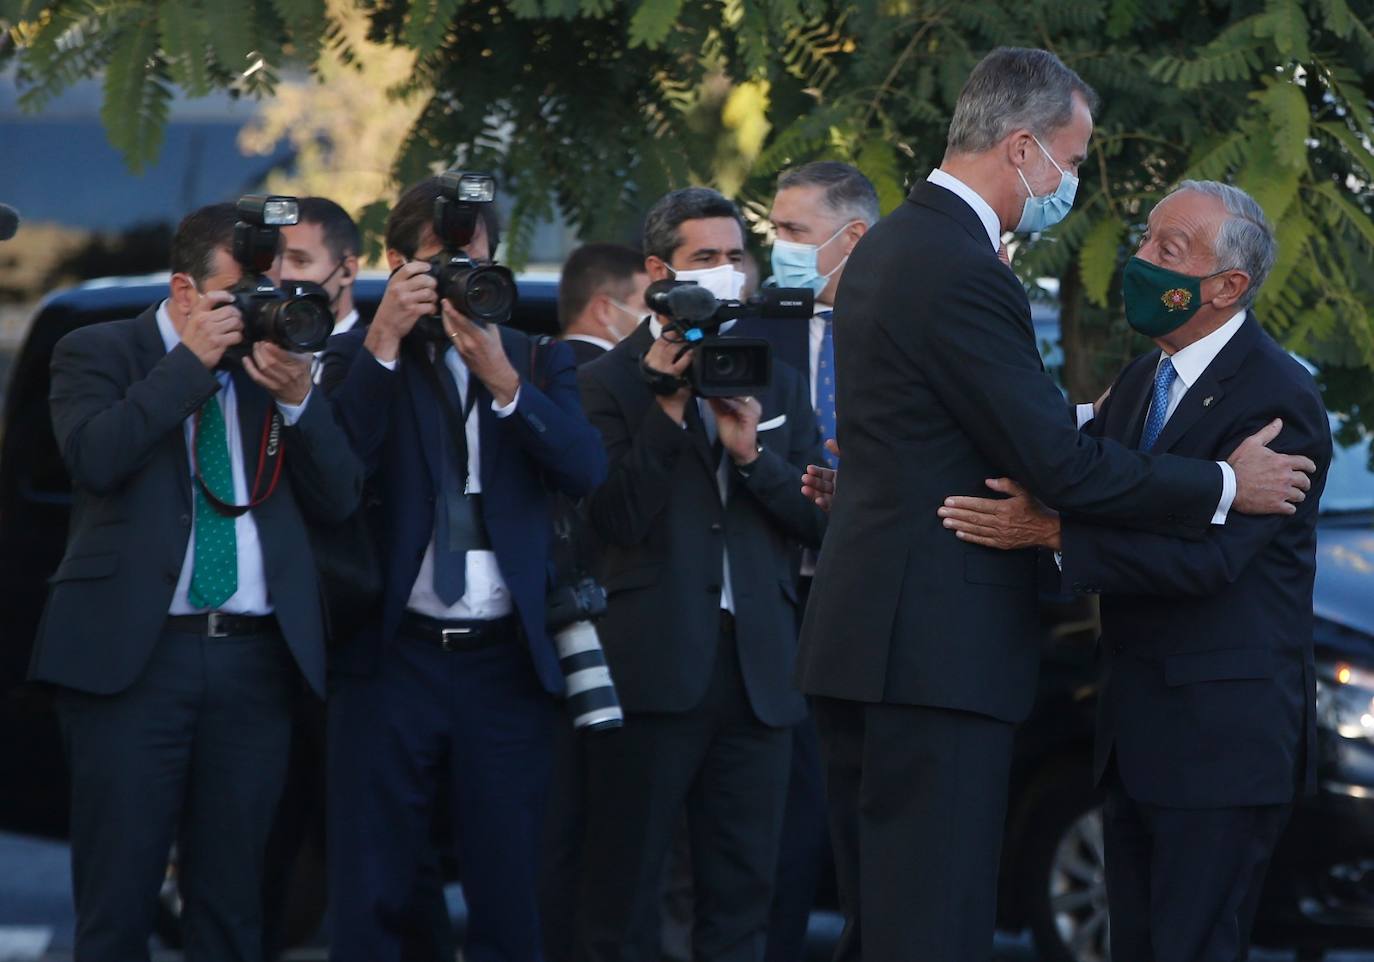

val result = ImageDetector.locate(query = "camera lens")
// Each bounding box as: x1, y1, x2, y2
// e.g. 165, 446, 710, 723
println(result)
279, 298, 332, 352
706, 349, 741, 380
459, 266, 516, 323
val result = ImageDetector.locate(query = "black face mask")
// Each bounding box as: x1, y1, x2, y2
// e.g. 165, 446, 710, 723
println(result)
286, 259, 346, 311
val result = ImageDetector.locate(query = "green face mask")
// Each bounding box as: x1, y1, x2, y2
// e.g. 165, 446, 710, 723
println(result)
1122, 256, 1226, 338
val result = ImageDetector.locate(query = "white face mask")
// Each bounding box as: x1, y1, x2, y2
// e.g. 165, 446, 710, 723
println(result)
605, 297, 644, 343
669, 262, 747, 302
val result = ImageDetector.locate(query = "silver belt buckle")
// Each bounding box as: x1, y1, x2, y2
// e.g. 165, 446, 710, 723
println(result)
440, 626, 473, 652
207, 612, 229, 638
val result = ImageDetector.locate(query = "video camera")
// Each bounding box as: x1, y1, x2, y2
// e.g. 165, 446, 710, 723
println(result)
416, 170, 518, 339
227, 195, 333, 358
643, 280, 814, 397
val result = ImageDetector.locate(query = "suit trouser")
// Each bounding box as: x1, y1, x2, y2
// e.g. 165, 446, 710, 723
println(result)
578, 621, 792, 962
1104, 777, 1290, 962
57, 624, 296, 962
326, 630, 556, 962
540, 714, 584, 962
763, 713, 829, 962
812, 697, 1015, 962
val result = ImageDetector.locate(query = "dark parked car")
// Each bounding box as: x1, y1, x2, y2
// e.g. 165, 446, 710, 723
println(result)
0, 280, 1371, 961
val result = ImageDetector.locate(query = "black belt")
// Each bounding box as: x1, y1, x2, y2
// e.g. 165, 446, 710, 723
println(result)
399, 611, 518, 652
166, 613, 277, 638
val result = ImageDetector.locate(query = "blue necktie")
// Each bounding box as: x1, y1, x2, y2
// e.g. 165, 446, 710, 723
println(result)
1139, 356, 1178, 452
815, 311, 838, 468
432, 350, 468, 606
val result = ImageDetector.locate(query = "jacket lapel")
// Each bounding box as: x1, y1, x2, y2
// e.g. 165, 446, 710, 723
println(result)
136, 307, 193, 507
1117, 349, 1161, 449
402, 343, 442, 488
1153, 316, 1261, 454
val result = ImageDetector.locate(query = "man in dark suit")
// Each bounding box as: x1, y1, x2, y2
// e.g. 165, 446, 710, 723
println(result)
796, 48, 1317, 960
576, 187, 827, 962
734, 161, 875, 962
940, 180, 1332, 962
33, 202, 362, 962
320, 176, 606, 962
557, 242, 650, 365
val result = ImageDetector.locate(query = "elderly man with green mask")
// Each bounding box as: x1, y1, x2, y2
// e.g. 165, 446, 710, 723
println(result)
939, 179, 1333, 962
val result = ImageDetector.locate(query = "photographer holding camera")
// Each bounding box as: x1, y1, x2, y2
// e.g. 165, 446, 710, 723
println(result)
575, 187, 827, 962
319, 173, 606, 962
31, 200, 362, 962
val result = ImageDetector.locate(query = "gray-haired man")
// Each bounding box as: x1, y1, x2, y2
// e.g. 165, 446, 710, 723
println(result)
796, 48, 1316, 959
940, 180, 1332, 962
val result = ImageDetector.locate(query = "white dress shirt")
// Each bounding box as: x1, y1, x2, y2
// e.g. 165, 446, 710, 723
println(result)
927, 170, 1237, 524
156, 301, 310, 615
1074, 311, 1245, 524
808, 308, 830, 408
312, 309, 360, 384
380, 344, 520, 621
649, 316, 737, 614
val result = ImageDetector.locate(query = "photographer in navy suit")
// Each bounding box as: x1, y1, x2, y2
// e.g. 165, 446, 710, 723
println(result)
940, 180, 1331, 962
320, 175, 606, 962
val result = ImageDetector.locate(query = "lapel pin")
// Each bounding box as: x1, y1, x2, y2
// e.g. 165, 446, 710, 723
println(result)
1202, 396, 1214, 407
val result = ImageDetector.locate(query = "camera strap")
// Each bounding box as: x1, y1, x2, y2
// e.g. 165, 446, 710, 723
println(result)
192, 404, 286, 518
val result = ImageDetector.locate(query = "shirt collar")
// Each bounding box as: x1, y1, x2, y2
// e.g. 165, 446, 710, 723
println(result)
333, 309, 360, 336
1161, 309, 1248, 388
564, 333, 617, 352
927, 168, 1002, 252
649, 315, 664, 340
155, 299, 181, 354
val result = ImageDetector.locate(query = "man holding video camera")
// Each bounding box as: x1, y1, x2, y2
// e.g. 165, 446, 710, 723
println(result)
575, 187, 827, 962
319, 173, 606, 962
32, 200, 362, 962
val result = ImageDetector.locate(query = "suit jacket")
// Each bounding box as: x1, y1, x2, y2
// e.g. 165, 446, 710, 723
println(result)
1062, 317, 1331, 808
320, 325, 607, 694
798, 180, 1226, 723
578, 320, 827, 726
30, 305, 363, 697
564, 337, 610, 367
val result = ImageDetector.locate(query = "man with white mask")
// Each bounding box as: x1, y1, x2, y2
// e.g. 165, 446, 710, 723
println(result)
575, 187, 828, 962
796, 47, 1316, 960
557, 242, 651, 366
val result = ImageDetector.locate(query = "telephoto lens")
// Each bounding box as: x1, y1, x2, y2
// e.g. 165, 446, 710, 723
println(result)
433, 256, 518, 326
554, 621, 624, 731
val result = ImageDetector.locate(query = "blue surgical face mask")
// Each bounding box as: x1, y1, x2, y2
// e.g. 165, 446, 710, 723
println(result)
1014, 135, 1078, 234
770, 221, 857, 297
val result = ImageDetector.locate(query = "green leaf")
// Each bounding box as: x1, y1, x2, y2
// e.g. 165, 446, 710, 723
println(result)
1078, 215, 1125, 308
159, 0, 211, 96
1105, 0, 1141, 38
204, 0, 257, 76
1260, 208, 1313, 308
1317, 0, 1356, 38
1316, 121, 1374, 183
628, 0, 685, 48
101, 7, 171, 172
1312, 181, 1374, 253
1257, 81, 1310, 171
271, 0, 328, 63
402, 0, 462, 61
1257, 0, 1310, 61
1235, 129, 1300, 224
855, 137, 904, 216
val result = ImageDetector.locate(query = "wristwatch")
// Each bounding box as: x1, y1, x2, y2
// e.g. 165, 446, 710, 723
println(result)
733, 443, 765, 478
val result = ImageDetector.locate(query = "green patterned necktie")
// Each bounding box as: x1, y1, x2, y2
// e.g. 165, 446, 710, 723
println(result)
189, 392, 238, 609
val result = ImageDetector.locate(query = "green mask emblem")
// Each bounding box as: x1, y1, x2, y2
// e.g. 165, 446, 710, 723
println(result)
1122, 257, 1224, 338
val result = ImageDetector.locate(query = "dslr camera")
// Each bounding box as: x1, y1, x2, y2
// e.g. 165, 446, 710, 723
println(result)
416, 170, 518, 339
644, 280, 813, 397
227, 195, 332, 358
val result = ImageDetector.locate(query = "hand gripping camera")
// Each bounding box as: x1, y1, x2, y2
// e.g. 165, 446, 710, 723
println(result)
643, 280, 814, 397
415, 170, 518, 339
226, 195, 333, 358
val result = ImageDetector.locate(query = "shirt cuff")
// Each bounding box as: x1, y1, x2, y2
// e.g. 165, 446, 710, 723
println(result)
1212, 461, 1237, 524
1075, 403, 1096, 430
492, 386, 520, 418
276, 390, 310, 426
370, 351, 398, 372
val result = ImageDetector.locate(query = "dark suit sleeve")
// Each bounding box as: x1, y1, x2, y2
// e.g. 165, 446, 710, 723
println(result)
579, 363, 691, 548
280, 391, 364, 524
734, 368, 827, 547
49, 328, 219, 495
1061, 392, 1331, 596
921, 267, 1222, 538
319, 333, 399, 478
500, 339, 607, 498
